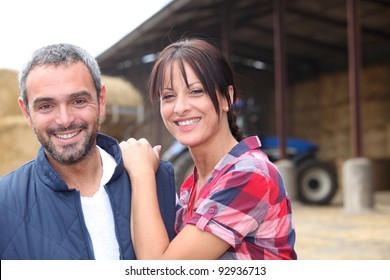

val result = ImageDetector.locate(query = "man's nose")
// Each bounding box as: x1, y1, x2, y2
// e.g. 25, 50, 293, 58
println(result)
55, 105, 75, 127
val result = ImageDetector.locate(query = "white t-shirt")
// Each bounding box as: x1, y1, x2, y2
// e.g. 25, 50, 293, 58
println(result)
80, 146, 120, 260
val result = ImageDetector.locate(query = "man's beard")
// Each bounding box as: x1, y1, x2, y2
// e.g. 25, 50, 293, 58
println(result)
34, 121, 99, 165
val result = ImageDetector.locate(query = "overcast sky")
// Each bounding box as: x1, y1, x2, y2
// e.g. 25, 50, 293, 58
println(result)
0, 0, 171, 71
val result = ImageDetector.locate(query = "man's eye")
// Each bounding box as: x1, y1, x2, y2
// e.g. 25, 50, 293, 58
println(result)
73, 99, 86, 105
38, 104, 53, 111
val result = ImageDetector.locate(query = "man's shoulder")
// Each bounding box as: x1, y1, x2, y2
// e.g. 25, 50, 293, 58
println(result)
157, 159, 174, 176
155, 159, 175, 191
0, 161, 35, 214
0, 160, 35, 186
97, 133, 121, 160
0, 163, 35, 206
97, 133, 119, 148
159, 159, 174, 169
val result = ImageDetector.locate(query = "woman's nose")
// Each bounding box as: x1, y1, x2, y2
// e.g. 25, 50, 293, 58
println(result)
173, 95, 190, 115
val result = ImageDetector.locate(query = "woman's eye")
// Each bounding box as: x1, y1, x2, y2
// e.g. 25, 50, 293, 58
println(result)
191, 89, 204, 95
161, 94, 175, 100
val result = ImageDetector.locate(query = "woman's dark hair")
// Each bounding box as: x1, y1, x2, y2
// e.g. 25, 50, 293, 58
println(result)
148, 38, 245, 141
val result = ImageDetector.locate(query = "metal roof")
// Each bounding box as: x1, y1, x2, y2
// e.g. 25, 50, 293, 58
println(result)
97, 0, 390, 81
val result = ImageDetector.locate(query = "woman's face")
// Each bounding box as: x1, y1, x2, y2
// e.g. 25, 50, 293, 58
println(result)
160, 62, 228, 149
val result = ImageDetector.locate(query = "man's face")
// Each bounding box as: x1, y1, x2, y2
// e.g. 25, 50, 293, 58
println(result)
18, 62, 106, 165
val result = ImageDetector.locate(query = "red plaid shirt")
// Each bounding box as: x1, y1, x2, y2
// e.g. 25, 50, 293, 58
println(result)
175, 136, 297, 260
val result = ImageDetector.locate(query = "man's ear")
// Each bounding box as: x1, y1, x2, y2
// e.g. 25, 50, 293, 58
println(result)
99, 85, 107, 118
18, 97, 33, 128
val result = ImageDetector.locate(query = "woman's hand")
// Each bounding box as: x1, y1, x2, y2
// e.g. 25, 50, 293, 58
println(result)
119, 138, 161, 178
120, 138, 168, 256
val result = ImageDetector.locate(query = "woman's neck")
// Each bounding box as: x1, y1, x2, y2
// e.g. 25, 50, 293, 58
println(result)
191, 134, 238, 184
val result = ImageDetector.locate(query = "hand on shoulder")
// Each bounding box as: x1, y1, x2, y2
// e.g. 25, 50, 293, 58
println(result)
119, 138, 161, 178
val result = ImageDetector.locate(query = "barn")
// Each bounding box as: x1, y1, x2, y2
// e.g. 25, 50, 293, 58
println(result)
95, 0, 390, 205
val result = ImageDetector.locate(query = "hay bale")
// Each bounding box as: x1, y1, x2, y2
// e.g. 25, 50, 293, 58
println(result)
100, 75, 144, 141
363, 127, 387, 158
102, 75, 143, 107
290, 80, 319, 109
362, 100, 390, 129
0, 69, 20, 117
371, 158, 390, 190
0, 69, 37, 176
362, 64, 390, 99
0, 116, 39, 176
387, 123, 390, 155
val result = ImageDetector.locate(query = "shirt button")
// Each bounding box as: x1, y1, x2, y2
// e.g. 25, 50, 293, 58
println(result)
209, 207, 215, 214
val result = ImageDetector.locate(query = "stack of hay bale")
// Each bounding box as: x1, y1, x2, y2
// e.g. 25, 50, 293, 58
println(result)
100, 75, 144, 141
0, 69, 39, 176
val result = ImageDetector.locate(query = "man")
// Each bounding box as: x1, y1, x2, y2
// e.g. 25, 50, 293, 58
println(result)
0, 43, 176, 260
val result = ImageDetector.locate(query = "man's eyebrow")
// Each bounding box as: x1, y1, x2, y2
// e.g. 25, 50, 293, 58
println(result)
69, 91, 93, 99
32, 97, 55, 106
32, 91, 93, 107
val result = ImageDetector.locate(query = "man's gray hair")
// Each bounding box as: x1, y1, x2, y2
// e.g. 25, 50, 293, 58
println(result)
18, 43, 102, 109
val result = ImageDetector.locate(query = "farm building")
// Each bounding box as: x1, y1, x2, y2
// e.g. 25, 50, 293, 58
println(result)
96, 0, 390, 203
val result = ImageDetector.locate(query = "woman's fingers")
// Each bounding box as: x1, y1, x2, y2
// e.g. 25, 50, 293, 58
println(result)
120, 138, 161, 174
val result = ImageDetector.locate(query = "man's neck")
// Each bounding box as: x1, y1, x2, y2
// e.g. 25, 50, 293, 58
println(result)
48, 146, 103, 197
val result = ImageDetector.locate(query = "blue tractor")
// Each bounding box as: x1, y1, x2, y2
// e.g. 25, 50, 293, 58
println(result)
260, 136, 338, 204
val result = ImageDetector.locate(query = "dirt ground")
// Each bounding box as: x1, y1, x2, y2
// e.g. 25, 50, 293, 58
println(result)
292, 191, 390, 260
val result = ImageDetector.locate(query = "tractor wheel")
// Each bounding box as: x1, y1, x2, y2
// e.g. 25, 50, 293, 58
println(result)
297, 159, 338, 205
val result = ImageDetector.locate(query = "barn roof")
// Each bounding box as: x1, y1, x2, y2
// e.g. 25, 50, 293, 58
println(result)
97, 0, 390, 80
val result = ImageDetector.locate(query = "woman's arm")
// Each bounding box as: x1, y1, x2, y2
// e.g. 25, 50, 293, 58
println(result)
120, 138, 230, 259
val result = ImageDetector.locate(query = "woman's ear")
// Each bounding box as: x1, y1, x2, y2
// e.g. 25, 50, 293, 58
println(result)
221, 85, 235, 112
228, 85, 234, 106
223, 85, 234, 111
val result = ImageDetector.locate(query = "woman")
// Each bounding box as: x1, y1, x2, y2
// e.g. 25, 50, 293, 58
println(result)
120, 38, 297, 260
